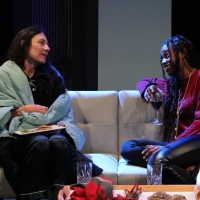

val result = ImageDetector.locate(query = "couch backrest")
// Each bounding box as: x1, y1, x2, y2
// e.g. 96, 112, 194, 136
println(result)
69, 90, 163, 155
118, 90, 163, 152
69, 91, 119, 155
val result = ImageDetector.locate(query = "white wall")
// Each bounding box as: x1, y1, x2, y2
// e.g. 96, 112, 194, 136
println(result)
98, 0, 171, 90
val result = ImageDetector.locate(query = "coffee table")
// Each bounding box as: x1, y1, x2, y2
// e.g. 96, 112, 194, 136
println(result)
114, 185, 197, 199
62, 184, 198, 199
114, 184, 194, 192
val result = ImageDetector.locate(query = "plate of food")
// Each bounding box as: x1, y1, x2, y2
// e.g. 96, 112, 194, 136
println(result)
13, 125, 65, 135
140, 191, 195, 200
113, 190, 194, 200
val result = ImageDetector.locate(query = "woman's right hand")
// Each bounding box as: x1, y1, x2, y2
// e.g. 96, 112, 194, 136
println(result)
10, 104, 48, 120
142, 145, 164, 161
19, 104, 48, 114
144, 85, 165, 101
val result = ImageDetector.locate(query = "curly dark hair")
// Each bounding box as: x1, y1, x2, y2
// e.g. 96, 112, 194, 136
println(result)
160, 35, 200, 142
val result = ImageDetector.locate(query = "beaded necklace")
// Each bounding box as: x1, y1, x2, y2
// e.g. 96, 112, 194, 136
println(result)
174, 68, 196, 138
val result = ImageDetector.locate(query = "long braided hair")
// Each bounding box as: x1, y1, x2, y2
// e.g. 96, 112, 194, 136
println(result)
160, 35, 200, 142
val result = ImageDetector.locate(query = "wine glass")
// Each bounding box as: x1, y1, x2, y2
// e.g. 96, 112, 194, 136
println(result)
150, 92, 163, 125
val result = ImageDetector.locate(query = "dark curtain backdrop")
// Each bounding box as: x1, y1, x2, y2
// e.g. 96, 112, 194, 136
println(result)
172, 0, 200, 54
0, 0, 98, 91
0, 0, 14, 65
1, 0, 200, 90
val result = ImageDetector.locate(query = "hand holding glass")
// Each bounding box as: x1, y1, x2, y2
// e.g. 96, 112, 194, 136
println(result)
150, 92, 163, 125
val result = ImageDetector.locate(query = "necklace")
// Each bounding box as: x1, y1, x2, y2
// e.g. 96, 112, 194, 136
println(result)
174, 68, 196, 138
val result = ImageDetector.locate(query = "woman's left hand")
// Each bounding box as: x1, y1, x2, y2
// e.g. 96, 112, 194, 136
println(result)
144, 85, 166, 102
142, 145, 164, 161
58, 186, 70, 200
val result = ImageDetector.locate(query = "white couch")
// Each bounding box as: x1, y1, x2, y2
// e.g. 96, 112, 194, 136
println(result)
0, 90, 163, 198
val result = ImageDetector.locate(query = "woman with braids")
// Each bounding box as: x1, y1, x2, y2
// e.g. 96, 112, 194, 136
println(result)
120, 35, 200, 184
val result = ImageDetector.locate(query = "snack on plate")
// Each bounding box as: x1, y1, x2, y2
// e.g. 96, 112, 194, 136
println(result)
147, 191, 187, 200
172, 194, 187, 200
36, 125, 52, 131
147, 191, 173, 200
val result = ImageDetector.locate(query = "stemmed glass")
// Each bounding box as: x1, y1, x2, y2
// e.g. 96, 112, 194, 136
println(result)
150, 92, 163, 125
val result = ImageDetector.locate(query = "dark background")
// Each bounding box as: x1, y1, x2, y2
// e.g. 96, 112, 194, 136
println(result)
0, 0, 200, 91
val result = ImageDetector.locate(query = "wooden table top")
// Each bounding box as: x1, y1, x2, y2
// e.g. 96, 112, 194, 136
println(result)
113, 184, 195, 192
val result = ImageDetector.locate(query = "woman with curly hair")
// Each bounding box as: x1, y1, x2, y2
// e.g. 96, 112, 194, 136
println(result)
120, 35, 200, 184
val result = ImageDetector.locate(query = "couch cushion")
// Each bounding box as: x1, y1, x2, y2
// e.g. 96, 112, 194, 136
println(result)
85, 153, 118, 185
118, 90, 163, 154
0, 167, 15, 198
118, 157, 147, 185
69, 91, 118, 155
